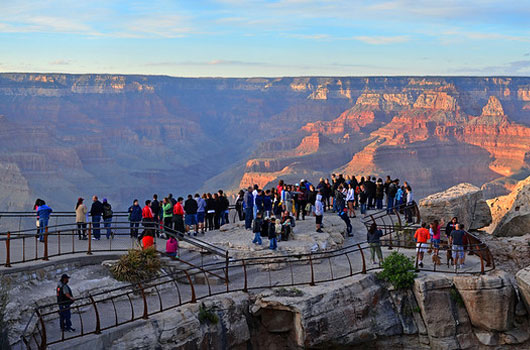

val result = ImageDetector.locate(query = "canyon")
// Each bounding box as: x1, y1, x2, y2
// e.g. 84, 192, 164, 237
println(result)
0, 74, 529, 211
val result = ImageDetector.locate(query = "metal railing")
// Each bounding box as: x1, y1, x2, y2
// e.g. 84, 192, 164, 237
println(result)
19, 235, 495, 350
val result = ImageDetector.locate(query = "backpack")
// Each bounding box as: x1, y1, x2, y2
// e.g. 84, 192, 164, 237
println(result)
103, 204, 113, 218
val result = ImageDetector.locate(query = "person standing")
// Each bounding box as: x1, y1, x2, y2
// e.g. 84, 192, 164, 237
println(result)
367, 223, 384, 265
263, 189, 273, 218
184, 194, 198, 236
414, 222, 430, 268
252, 212, 263, 245
142, 200, 155, 236
450, 224, 467, 271
445, 217, 459, 240
405, 186, 414, 223
37, 201, 53, 242
56, 274, 75, 332
90, 196, 103, 240
314, 192, 324, 233
235, 190, 245, 222
195, 194, 207, 234
151, 194, 160, 224
102, 198, 113, 239
128, 199, 142, 238
206, 193, 215, 231
162, 197, 173, 230
244, 187, 254, 229
75, 198, 88, 240
375, 179, 384, 210
173, 197, 185, 233
218, 190, 230, 226
346, 182, 356, 218
268, 217, 278, 250
34, 199, 44, 237
386, 179, 398, 214
359, 184, 368, 215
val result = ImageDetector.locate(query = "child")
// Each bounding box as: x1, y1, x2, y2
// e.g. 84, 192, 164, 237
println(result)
314, 193, 324, 233
252, 212, 263, 245
141, 231, 154, 250
429, 220, 441, 256
166, 236, 179, 258
268, 217, 278, 250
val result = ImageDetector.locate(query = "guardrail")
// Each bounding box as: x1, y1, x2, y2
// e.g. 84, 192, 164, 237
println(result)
19, 235, 494, 350
0, 221, 228, 268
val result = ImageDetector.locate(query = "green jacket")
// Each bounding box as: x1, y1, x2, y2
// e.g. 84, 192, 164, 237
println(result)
163, 203, 173, 218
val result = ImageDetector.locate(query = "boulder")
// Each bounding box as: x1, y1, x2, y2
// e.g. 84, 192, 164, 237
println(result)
419, 183, 492, 230
453, 271, 515, 332
516, 266, 530, 314
488, 176, 530, 237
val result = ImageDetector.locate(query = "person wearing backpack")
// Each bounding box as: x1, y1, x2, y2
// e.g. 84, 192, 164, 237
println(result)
56, 274, 75, 332
128, 199, 142, 238
387, 179, 398, 214
102, 198, 114, 239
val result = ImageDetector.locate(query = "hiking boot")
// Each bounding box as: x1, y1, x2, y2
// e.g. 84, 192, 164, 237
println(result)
316, 229, 323, 233
419, 262, 424, 268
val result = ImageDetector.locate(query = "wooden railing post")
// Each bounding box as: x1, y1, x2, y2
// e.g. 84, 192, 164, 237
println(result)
415, 242, 421, 270
225, 250, 230, 292
183, 271, 197, 303
89, 295, 101, 334
43, 227, 49, 261
36, 309, 47, 350
87, 222, 92, 255
242, 259, 248, 293
309, 254, 316, 286
4, 232, 11, 267
138, 284, 149, 319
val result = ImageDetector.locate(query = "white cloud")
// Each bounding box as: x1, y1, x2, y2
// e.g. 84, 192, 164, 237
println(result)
354, 35, 410, 45
49, 59, 71, 65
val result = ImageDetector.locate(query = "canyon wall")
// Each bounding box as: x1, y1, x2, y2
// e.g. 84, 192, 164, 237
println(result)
0, 75, 529, 211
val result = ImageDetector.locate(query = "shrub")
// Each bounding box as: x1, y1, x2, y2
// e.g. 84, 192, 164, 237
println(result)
450, 286, 465, 307
274, 287, 304, 297
377, 251, 417, 289
110, 247, 162, 283
198, 303, 219, 325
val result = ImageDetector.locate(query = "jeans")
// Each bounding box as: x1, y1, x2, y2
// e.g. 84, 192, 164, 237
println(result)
376, 199, 383, 210
76, 222, 87, 239
252, 232, 262, 245
387, 196, 395, 214
38, 218, 49, 241
104, 217, 112, 238
360, 203, 367, 214
269, 237, 277, 250
245, 207, 253, 229
92, 215, 101, 239
59, 304, 72, 330
130, 222, 140, 237
253, 206, 258, 223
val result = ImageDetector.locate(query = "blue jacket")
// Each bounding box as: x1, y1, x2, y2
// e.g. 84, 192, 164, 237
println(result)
243, 191, 254, 208
37, 204, 53, 220
263, 195, 272, 211
128, 204, 142, 222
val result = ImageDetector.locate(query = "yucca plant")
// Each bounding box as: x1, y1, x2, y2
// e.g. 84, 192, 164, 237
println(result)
110, 247, 162, 283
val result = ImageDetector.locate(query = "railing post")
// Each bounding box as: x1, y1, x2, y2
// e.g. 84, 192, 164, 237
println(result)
138, 284, 149, 319
476, 244, 485, 275
43, 227, 49, 261
357, 244, 366, 274
57, 230, 61, 256
87, 222, 92, 255
36, 309, 46, 350
89, 295, 101, 334
4, 232, 11, 267
242, 259, 248, 293
225, 250, 230, 292
415, 242, 421, 270
183, 270, 197, 303
309, 254, 316, 286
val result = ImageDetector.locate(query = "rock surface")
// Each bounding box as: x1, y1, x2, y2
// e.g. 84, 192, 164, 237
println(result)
517, 267, 530, 314
453, 271, 515, 332
419, 183, 492, 230
487, 175, 530, 237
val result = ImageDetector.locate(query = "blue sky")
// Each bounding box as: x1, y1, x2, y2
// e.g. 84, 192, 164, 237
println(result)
1, 0, 529, 77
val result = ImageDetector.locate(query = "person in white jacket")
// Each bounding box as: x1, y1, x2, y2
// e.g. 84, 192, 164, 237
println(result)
314, 192, 324, 233
346, 183, 356, 218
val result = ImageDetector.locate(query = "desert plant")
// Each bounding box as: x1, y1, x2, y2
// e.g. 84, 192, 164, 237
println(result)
377, 251, 417, 289
0, 276, 11, 350
198, 303, 219, 325
110, 247, 162, 283
274, 287, 304, 297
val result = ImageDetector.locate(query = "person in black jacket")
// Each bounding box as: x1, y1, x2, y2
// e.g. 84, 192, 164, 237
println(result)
205, 193, 216, 231
151, 194, 160, 223
102, 198, 113, 239
184, 194, 198, 236
235, 190, 245, 222
218, 190, 230, 225
268, 217, 278, 250
90, 196, 104, 240
359, 185, 368, 215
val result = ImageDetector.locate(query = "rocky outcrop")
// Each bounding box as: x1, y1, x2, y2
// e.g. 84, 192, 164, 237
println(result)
453, 271, 516, 332
487, 176, 530, 237
517, 267, 530, 314
419, 183, 492, 230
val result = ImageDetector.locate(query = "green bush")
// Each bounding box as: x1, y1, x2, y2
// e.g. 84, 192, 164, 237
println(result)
377, 252, 417, 289
110, 247, 162, 283
198, 303, 219, 325
274, 287, 304, 297
450, 286, 465, 307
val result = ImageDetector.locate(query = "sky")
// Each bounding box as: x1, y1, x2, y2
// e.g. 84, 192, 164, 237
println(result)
0, 0, 529, 77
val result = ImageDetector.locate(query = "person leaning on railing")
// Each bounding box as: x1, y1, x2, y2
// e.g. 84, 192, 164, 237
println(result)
37, 201, 53, 242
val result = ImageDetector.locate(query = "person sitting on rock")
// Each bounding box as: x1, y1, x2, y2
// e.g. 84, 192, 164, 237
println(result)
166, 236, 179, 258
141, 231, 154, 250
280, 210, 294, 241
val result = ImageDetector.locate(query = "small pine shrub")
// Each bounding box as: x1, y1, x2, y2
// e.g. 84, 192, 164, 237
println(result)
110, 247, 161, 283
198, 303, 219, 325
377, 251, 417, 289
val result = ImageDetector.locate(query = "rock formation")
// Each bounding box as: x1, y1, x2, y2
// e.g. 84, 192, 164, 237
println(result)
487, 176, 530, 237
419, 183, 492, 230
